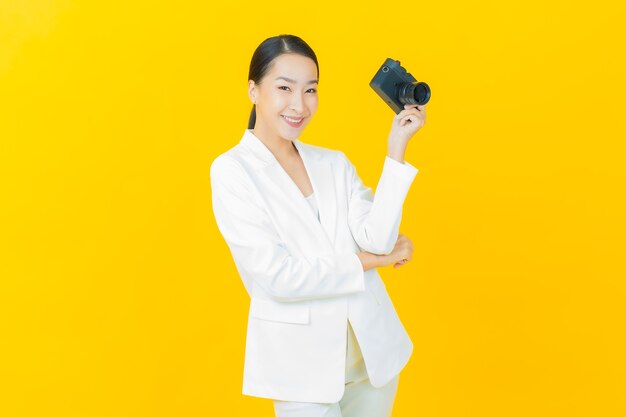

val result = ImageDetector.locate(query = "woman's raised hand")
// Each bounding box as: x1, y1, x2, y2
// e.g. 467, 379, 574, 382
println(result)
387, 103, 426, 149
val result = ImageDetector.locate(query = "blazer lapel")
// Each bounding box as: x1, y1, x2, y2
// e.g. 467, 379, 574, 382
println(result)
239, 129, 338, 250
294, 139, 338, 248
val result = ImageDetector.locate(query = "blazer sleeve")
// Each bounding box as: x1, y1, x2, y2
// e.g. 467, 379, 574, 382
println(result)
210, 155, 365, 303
344, 154, 419, 255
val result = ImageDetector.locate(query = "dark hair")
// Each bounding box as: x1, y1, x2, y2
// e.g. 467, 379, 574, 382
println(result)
248, 34, 319, 129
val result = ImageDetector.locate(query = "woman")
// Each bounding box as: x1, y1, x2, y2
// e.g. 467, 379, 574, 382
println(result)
210, 34, 426, 417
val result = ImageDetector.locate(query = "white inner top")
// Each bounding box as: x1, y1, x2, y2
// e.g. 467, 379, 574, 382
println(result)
305, 192, 319, 221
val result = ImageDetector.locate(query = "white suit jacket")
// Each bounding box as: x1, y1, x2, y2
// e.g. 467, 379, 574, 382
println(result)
210, 129, 419, 403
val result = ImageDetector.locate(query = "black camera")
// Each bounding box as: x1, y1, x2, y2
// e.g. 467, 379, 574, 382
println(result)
369, 58, 431, 114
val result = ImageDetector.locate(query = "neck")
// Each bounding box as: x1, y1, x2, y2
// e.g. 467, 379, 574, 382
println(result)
252, 122, 298, 160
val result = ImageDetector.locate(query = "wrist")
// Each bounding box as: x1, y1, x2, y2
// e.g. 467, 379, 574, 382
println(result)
357, 252, 380, 271
387, 148, 406, 164
387, 139, 407, 162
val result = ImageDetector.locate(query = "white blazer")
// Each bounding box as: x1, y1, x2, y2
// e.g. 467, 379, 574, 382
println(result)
210, 129, 419, 403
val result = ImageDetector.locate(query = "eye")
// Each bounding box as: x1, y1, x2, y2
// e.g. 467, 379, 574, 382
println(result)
307, 88, 317, 93
278, 86, 290, 91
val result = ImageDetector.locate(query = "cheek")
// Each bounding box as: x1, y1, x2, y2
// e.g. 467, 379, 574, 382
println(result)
269, 91, 289, 108
307, 96, 319, 112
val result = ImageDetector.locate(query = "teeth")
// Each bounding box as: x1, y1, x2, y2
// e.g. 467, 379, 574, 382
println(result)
283, 116, 303, 123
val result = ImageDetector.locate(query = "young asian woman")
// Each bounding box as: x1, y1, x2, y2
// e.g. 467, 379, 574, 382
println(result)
210, 34, 426, 417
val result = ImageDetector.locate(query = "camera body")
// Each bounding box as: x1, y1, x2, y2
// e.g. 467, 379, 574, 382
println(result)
369, 58, 431, 114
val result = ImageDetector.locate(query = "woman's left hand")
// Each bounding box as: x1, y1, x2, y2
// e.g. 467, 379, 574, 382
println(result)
387, 103, 426, 149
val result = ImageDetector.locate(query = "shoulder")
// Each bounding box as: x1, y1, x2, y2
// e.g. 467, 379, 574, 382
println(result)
210, 151, 241, 178
210, 135, 260, 176
210, 149, 254, 194
306, 143, 357, 177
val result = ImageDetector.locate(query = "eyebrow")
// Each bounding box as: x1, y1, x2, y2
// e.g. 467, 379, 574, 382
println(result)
275, 76, 318, 85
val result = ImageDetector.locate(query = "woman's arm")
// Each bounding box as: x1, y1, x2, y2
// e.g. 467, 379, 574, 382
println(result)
348, 103, 426, 255
356, 251, 384, 271
344, 153, 419, 255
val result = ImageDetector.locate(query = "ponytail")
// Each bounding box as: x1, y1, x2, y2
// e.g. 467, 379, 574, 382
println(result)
248, 104, 256, 129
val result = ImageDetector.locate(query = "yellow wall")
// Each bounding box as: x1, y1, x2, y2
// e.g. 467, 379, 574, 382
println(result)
1, 1, 624, 416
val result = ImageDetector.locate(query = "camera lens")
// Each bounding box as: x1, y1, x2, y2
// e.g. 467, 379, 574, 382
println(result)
398, 82, 431, 105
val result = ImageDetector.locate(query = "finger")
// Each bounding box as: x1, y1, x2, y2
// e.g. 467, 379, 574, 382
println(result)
400, 115, 418, 126
394, 259, 407, 268
397, 105, 420, 117
396, 111, 422, 125
402, 108, 423, 117
396, 109, 411, 118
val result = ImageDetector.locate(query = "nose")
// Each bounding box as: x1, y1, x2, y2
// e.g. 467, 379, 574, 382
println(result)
289, 91, 305, 114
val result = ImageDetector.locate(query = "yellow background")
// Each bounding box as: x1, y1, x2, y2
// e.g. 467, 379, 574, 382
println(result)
1, 1, 625, 416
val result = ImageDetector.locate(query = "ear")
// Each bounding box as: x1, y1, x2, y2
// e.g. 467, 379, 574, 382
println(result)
248, 80, 257, 104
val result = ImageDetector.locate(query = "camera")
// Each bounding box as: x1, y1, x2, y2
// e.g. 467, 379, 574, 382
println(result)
369, 58, 431, 114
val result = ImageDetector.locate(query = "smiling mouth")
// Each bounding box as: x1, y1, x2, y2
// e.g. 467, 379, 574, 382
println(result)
281, 115, 305, 127
281, 115, 304, 123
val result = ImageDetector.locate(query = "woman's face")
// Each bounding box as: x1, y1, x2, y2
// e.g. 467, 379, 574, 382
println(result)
249, 53, 319, 141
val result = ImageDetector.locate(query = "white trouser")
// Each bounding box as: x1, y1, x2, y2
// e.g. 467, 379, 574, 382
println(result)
273, 320, 401, 417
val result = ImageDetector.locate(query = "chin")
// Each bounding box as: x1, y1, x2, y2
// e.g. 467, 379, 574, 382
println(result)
279, 126, 305, 141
